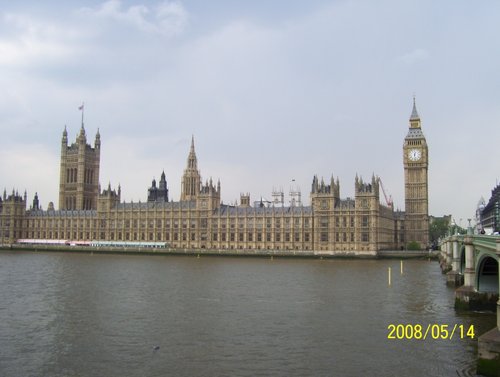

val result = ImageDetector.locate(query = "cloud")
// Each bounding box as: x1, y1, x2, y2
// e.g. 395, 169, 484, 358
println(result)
1, 0, 500, 223
80, 0, 188, 36
0, 1, 189, 70
396, 48, 430, 65
0, 13, 80, 67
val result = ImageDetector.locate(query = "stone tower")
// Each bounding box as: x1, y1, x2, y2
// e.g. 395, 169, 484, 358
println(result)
310, 175, 340, 211
59, 125, 100, 210
310, 175, 340, 249
403, 98, 429, 248
181, 136, 201, 201
0, 190, 27, 244
198, 178, 221, 211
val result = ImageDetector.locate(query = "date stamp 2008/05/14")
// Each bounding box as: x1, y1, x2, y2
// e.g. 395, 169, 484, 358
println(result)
387, 324, 475, 340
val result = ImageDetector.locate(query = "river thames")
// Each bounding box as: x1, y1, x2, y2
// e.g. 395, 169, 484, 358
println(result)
0, 251, 496, 377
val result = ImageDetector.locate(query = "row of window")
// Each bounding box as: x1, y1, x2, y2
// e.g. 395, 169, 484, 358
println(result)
65, 168, 95, 184
16, 230, 372, 244
24, 215, 372, 229
320, 216, 370, 227
63, 197, 93, 210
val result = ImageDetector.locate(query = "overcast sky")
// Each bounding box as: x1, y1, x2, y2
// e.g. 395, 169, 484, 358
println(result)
1, 0, 499, 225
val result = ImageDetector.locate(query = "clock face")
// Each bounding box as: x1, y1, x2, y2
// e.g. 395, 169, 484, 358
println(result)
408, 149, 422, 161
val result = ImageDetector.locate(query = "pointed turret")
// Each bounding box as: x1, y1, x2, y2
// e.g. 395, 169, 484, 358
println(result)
77, 124, 87, 144
95, 128, 101, 149
32, 192, 39, 210
159, 170, 168, 192
62, 126, 68, 146
311, 175, 318, 193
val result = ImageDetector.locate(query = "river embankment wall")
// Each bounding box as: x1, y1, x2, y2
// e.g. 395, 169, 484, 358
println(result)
0, 244, 438, 259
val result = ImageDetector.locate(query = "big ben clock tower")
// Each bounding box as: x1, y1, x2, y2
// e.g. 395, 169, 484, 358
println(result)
403, 98, 429, 249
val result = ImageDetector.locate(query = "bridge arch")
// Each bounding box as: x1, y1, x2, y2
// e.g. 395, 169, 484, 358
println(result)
476, 254, 499, 293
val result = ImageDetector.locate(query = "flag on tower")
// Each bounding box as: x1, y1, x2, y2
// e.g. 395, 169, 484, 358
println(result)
78, 103, 85, 127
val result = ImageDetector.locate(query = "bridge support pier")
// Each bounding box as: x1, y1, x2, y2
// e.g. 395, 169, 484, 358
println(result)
447, 238, 463, 286
446, 240, 453, 267
477, 239, 500, 377
440, 240, 452, 273
455, 236, 481, 309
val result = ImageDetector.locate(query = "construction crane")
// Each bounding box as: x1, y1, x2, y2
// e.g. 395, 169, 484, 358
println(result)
379, 179, 393, 209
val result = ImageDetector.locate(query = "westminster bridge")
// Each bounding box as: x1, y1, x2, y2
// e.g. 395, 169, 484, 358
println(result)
440, 231, 500, 375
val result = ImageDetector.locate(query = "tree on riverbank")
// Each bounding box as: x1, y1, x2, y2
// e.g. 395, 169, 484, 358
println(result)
429, 216, 451, 246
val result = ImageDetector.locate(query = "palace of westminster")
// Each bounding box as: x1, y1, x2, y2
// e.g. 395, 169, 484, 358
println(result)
0, 101, 430, 254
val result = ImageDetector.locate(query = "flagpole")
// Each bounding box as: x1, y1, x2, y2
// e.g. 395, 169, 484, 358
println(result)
81, 102, 85, 128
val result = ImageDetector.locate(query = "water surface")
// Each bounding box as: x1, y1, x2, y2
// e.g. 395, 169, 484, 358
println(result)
0, 252, 495, 376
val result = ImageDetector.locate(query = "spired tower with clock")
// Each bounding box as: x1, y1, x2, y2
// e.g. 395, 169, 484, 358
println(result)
403, 98, 429, 249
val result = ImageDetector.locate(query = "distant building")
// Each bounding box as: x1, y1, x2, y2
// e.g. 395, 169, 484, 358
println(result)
1, 101, 430, 252
480, 184, 500, 233
429, 215, 452, 225
147, 171, 169, 203
476, 197, 486, 233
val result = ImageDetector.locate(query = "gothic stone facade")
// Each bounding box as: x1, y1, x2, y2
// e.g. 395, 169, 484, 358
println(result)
0, 102, 430, 253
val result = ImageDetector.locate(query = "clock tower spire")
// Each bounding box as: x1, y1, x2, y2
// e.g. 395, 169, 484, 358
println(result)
403, 97, 429, 249
409, 96, 422, 130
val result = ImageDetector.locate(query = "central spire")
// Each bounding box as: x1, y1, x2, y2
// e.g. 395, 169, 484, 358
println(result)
187, 135, 198, 169
181, 135, 201, 201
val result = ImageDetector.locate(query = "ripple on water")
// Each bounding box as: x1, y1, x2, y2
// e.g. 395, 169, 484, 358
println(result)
0, 253, 497, 377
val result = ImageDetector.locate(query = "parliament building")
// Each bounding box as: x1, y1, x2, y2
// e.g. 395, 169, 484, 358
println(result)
0, 101, 430, 254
